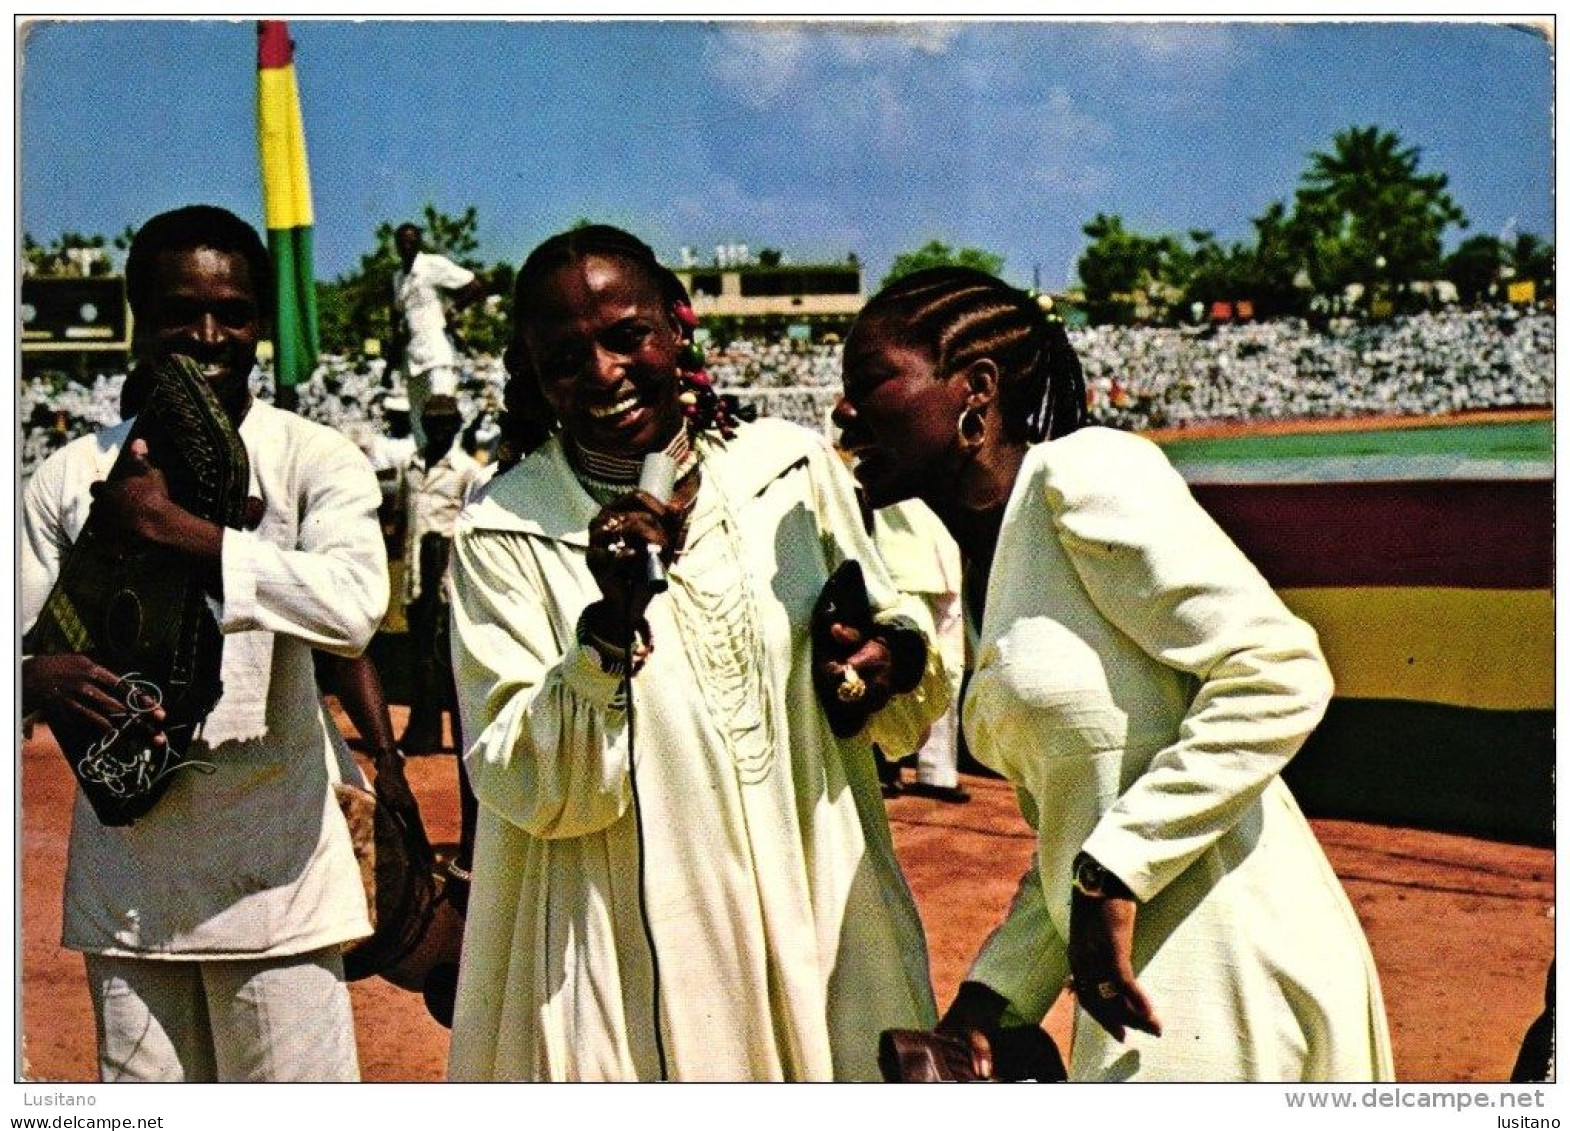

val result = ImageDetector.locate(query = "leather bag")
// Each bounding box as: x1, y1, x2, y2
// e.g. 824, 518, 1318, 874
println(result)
24, 355, 250, 826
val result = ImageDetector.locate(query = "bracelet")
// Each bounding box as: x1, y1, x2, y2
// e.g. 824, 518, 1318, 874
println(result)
576, 610, 653, 677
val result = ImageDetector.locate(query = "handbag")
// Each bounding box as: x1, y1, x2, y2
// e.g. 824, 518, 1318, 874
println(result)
879, 1025, 1068, 1083
878, 1029, 991, 1082
24, 355, 251, 826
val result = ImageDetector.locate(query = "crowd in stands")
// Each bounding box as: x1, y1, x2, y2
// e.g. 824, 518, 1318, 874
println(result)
1078, 306, 1554, 431
19, 304, 1552, 480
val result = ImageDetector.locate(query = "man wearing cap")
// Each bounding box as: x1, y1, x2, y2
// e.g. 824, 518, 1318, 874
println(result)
397, 393, 482, 754
390, 224, 485, 445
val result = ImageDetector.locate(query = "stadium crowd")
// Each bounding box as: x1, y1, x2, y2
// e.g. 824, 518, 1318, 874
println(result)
19, 304, 1552, 480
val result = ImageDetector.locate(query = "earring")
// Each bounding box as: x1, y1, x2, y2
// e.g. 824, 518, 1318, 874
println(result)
957, 406, 986, 451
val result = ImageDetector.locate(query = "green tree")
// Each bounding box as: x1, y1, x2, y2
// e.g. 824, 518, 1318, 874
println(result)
1292, 125, 1467, 301
1245, 200, 1317, 317
1076, 214, 1185, 324
880, 239, 1004, 289
22, 230, 115, 276
1444, 235, 1507, 304
1508, 232, 1554, 286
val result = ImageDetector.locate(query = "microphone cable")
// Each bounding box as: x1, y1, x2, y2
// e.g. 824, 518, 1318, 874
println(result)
621, 601, 669, 1082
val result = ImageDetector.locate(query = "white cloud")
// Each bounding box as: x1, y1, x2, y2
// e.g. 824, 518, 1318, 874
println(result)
821, 21, 963, 61
668, 173, 861, 248
706, 21, 961, 109
706, 26, 811, 110
1111, 21, 1239, 61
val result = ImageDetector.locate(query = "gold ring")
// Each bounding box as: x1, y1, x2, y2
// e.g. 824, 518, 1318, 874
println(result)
1096, 980, 1118, 1001
835, 664, 867, 703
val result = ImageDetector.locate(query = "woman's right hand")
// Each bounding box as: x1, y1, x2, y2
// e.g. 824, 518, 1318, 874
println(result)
934, 980, 1011, 1076
585, 489, 676, 626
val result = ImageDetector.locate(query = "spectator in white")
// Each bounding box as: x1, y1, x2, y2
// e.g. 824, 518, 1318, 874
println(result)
872, 498, 969, 802
398, 393, 483, 755
347, 395, 416, 514
391, 222, 486, 445
20, 205, 387, 1081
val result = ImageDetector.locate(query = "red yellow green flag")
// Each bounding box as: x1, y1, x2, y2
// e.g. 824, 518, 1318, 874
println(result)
256, 21, 318, 390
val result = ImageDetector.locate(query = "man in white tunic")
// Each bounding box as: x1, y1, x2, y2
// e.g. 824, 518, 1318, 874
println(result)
447, 224, 947, 1081
871, 498, 968, 802
21, 206, 388, 1082
396, 393, 483, 754
391, 222, 485, 445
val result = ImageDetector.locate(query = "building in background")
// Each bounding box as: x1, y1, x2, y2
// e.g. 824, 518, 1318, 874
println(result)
674, 255, 863, 341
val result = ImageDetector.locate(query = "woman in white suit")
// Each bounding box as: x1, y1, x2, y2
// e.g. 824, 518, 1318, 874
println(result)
832, 267, 1393, 1082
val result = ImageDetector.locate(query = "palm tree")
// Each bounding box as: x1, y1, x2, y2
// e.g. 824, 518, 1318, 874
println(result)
1293, 125, 1467, 299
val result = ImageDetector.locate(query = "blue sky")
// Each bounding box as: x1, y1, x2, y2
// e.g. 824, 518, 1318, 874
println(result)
18, 18, 1554, 291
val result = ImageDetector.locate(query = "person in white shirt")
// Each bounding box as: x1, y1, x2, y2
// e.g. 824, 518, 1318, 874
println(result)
391, 223, 485, 446
21, 205, 388, 1082
397, 393, 483, 754
871, 498, 969, 803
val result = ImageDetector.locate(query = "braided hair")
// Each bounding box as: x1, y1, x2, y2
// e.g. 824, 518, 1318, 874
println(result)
506, 224, 734, 438
859, 266, 1087, 444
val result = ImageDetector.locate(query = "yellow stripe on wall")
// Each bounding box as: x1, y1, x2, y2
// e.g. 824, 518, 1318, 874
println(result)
1279, 587, 1553, 712
257, 67, 313, 231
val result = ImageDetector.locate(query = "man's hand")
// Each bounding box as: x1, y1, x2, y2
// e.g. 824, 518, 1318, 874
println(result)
89, 439, 223, 566
22, 653, 167, 745
816, 624, 898, 720
371, 748, 423, 834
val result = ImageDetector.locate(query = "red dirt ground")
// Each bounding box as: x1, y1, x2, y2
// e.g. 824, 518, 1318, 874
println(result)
19, 705, 1553, 1083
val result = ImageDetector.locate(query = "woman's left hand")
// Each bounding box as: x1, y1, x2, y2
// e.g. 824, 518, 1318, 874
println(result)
1068, 890, 1163, 1043
818, 622, 901, 720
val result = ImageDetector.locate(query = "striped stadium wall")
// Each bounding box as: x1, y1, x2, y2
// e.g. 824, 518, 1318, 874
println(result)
1188, 473, 1553, 845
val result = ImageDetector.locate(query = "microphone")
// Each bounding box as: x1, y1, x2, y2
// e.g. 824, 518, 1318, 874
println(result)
638, 452, 678, 593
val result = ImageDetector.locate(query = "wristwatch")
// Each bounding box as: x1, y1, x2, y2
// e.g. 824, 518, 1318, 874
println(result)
1071, 852, 1131, 900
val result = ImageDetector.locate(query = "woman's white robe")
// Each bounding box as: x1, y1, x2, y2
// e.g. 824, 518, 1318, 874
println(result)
965, 427, 1394, 1082
446, 419, 943, 1081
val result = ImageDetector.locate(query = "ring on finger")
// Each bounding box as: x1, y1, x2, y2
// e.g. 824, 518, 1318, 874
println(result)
835, 663, 867, 703
1096, 980, 1118, 1001
606, 537, 629, 556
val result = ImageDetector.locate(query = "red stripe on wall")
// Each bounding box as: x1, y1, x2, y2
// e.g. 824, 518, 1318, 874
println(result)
1190, 479, 1552, 590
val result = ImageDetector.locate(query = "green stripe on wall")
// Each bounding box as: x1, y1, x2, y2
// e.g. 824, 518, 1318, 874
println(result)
1284, 699, 1553, 845
1155, 419, 1552, 465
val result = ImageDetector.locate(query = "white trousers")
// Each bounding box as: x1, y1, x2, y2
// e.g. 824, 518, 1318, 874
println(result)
407, 365, 459, 447
914, 704, 960, 788
915, 587, 964, 788
84, 948, 359, 1082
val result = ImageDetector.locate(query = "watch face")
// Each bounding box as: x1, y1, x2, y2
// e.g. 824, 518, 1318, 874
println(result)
1074, 855, 1106, 897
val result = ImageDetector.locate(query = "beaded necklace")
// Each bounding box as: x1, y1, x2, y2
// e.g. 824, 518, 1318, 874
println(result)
569, 426, 700, 507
